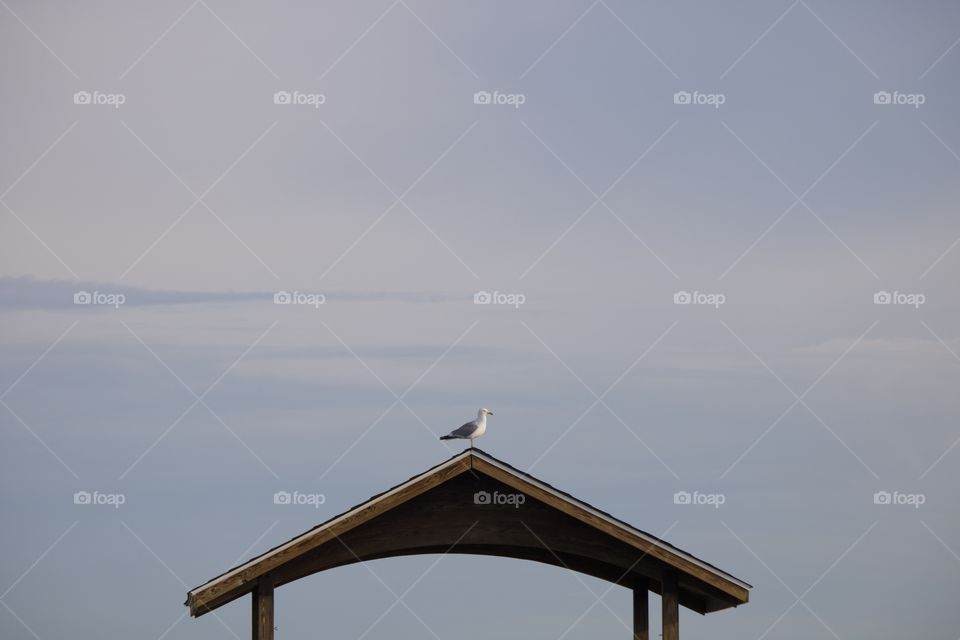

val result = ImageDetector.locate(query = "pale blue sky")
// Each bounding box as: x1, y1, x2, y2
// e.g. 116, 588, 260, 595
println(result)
2, 1, 959, 639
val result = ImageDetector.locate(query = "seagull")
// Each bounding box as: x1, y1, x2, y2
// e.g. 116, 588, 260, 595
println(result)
440, 408, 493, 448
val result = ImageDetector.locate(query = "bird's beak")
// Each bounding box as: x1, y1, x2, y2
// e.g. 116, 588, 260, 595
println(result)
487, 411, 494, 415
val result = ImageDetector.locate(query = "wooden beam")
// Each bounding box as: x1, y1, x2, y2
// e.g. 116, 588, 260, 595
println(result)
189, 456, 471, 615
252, 576, 274, 640
633, 577, 648, 640
189, 453, 749, 618
472, 457, 749, 604
662, 569, 679, 640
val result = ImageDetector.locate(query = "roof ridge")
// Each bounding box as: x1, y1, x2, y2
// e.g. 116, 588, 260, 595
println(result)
187, 446, 750, 604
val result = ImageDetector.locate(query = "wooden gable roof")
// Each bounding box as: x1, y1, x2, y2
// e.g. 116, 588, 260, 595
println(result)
186, 448, 750, 616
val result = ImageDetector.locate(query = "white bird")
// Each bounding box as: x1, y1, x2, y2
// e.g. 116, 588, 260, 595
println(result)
440, 408, 493, 448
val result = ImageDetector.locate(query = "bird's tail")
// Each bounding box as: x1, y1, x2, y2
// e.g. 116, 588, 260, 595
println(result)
439, 435, 454, 440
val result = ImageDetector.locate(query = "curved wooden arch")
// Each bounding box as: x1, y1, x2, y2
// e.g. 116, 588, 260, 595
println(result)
187, 450, 750, 640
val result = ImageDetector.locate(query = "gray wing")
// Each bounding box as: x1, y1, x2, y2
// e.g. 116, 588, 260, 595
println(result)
449, 420, 479, 437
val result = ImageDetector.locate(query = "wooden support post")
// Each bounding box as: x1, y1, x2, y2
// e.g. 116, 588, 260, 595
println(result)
662, 568, 679, 640
252, 576, 274, 640
633, 577, 649, 640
